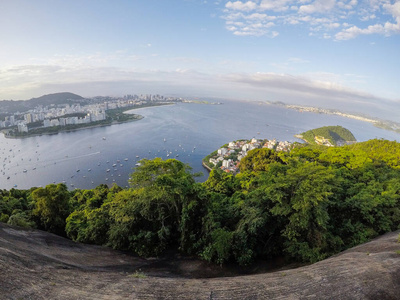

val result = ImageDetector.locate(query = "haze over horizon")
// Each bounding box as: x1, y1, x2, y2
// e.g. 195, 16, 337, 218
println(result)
1, 0, 399, 120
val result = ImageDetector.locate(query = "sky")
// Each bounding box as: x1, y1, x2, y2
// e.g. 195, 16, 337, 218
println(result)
0, 0, 399, 120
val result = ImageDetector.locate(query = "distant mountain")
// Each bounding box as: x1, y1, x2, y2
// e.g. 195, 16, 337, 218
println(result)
0, 92, 85, 114
298, 125, 356, 146
29, 92, 84, 107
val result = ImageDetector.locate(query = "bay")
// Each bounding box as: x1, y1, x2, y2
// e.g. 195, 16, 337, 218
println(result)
0, 100, 399, 190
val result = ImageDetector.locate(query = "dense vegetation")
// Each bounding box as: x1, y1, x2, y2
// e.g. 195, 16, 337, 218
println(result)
300, 125, 356, 146
1, 139, 400, 266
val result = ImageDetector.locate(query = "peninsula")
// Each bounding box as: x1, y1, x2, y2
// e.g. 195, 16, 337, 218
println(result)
0, 92, 182, 138
261, 100, 400, 135
203, 126, 356, 174
203, 137, 295, 174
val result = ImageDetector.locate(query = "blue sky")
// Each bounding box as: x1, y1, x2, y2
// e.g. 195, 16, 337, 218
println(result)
0, 0, 399, 120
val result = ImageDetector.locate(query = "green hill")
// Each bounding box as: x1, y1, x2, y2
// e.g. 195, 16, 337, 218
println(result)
299, 125, 356, 146
0, 92, 85, 114
29, 92, 84, 107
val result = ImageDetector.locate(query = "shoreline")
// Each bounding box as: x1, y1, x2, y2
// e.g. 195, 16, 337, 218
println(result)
2, 114, 144, 139
2, 102, 174, 139
202, 161, 213, 172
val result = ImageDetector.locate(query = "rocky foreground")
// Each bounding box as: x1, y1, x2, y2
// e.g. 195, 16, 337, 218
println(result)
1, 222, 399, 299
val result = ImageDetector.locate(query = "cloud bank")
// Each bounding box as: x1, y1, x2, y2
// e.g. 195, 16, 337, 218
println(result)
1, 62, 398, 120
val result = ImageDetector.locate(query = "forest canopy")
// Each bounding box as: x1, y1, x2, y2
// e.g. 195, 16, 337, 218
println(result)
1, 139, 400, 266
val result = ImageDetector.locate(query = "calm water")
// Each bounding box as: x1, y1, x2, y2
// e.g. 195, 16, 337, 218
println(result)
0, 100, 399, 190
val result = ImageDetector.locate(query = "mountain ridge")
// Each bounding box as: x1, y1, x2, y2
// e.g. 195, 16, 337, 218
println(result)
0, 92, 85, 114
28, 92, 84, 106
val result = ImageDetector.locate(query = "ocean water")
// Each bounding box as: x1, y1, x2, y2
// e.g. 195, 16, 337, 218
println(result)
0, 100, 399, 190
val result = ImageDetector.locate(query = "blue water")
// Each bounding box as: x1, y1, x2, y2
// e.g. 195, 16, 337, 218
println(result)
0, 100, 399, 190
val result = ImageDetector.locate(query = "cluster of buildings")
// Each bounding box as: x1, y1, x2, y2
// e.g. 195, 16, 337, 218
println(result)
0, 116, 16, 129
122, 94, 176, 101
1, 94, 183, 133
12, 103, 108, 133
314, 136, 334, 147
207, 138, 294, 173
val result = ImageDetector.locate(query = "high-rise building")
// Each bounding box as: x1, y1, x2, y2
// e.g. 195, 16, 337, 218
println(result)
24, 113, 33, 123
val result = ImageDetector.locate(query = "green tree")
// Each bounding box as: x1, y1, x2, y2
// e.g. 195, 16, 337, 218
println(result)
31, 183, 71, 235
107, 158, 204, 256
66, 184, 115, 244
239, 148, 284, 173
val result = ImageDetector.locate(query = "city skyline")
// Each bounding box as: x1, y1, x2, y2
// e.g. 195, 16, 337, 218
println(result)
1, 0, 399, 120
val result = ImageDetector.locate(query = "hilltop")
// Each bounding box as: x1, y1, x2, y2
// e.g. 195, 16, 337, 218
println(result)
296, 125, 357, 146
0, 222, 399, 299
0, 92, 85, 114
28, 92, 84, 107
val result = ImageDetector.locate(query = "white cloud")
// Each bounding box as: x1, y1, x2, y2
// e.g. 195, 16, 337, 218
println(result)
384, 1, 400, 21
245, 13, 276, 20
270, 30, 280, 37
336, 20, 400, 40
298, 0, 336, 14
337, 0, 358, 10
232, 20, 276, 36
360, 14, 376, 21
259, 0, 292, 12
221, 0, 400, 39
335, 0, 400, 39
225, 1, 257, 11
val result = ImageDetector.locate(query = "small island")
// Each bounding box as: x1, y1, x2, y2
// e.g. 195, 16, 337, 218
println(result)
295, 125, 357, 146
